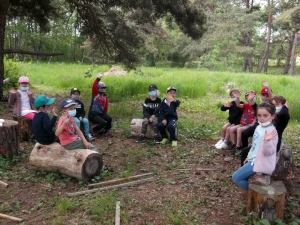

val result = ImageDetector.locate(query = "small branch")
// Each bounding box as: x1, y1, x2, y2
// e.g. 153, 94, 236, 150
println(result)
67, 177, 154, 197
0, 181, 8, 188
88, 173, 153, 188
115, 201, 120, 225
0, 213, 23, 222
176, 168, 219, 171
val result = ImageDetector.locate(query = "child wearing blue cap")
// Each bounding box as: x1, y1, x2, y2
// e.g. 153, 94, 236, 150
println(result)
32, 95, 57, 145
55, 98, 98, 152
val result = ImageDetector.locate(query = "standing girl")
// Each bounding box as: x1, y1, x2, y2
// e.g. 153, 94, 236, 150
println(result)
232, 102, 278, 191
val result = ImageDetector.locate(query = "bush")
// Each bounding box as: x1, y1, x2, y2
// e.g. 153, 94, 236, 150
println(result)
4, 58, 23, 93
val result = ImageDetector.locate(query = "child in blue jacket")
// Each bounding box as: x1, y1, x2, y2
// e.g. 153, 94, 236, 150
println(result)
158, 86, 180, 147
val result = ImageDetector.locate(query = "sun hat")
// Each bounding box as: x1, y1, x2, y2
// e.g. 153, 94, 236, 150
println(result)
166, 86, 176, 93
148, 84, 158, 91
260, 88, 272, 95
70, 88, 81, 95
18, 76, 30, 83
34, 95, 56, 108
60, 98, 77, 109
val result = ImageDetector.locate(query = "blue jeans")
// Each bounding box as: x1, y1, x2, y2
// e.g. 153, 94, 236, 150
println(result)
232, 162, 255, 191
74, 117, 90, 137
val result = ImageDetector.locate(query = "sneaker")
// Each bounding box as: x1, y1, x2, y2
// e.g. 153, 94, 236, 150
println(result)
106, 130, 114, 138
231, 146, 241, 155
172, 141, 178, 147
248, 173, 270, 186
216, 141, 228, 150
91, 130, 98, 137
136, 135, 145, 143
86, 133, 95, 141
228, 144, 236, 151
215, 139, 223, 147
160, 138, 168, 145
154, 135, 160, 144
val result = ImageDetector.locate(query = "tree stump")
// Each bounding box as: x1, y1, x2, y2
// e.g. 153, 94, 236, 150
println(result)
12, 115, 34, 141
0, 120, 19, 157
247, 181, 286, 222
272, 143, 293, 180
29, 142, 103, 181
130, 118, 178, 139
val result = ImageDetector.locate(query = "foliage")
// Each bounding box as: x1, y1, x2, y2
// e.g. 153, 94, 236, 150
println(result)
3, 57, 23, 93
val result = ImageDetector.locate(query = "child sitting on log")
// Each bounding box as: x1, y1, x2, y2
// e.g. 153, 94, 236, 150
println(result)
136, 84, 161, 143
56, 98, 98, 152
32, 95, 58, 145
232, 102, 278, 191
8, 76, 37, 119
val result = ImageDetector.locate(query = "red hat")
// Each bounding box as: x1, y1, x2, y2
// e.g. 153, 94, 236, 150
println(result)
260, 88, 272, 95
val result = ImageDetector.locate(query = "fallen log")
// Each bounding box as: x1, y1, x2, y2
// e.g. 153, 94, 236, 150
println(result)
0, 181, 8, 187
115, 201, 120, 225
88, 172, 153, 188
67, 177, 154, 197
0, 119, 19, 157
0, 213, 23, 222
29, 142, 103, 181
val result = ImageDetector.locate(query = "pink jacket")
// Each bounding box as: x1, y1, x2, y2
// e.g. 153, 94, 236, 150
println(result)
250, 127, 278, 175
8, 90, 36, 116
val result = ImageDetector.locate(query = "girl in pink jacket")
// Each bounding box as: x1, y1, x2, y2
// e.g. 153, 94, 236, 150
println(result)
232, 102, 278, 191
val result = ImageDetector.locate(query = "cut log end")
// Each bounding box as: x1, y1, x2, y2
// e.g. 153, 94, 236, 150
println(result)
82, 154, 103, 181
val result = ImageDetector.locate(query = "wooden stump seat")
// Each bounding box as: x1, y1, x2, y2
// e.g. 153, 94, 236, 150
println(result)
29, 142, 103, 181
12, 115, 34, 141
0, 120, 19, 157
130, 118, 178, 139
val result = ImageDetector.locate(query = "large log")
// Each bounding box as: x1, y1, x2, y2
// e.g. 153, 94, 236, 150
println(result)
0, 120, 19, 157
12, 115, 34, 141
247, 181, 286, 222
272, 143, 294, 180
29, 142, 103, 181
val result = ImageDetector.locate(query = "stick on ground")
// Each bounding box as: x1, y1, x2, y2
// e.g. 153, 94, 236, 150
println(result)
0, 213, 23, 222
88, 172, 153, 188
67, 177, 154, 197
115, 201, 120, 225
0, 181, 8, 187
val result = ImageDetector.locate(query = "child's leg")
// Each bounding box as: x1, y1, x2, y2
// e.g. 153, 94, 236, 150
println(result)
157, 121, 168, 139
89, 114, 106, 132
241, 125, 256, 148
232, 161, 255, 191
101, 113, 112, 131
74, 117, 81, 129
236, 126, 248, 147
221, 122, 232, 139
152, 117, 159, 136
63, 139, 99, 152
141, 118, 149, 135
23, 112, 36, 120
240, 146, 251, 167
166, 119, 177, 141
229, 125, 239, 145
82, 118, 90, 136
225, 124, 234, 141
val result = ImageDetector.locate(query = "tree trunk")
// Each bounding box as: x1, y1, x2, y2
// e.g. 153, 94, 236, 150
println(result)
0, 120, 19, 157
29, 142, 103, 181
289, 31, 298, 75
0, 0, 11, 101
257, 0, 272, 73
284, 34, 294, 74
272, 144, 294, 181
12, 115, 34, 141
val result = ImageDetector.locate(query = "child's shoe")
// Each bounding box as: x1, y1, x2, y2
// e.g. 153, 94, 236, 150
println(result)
91, 130, 98, 137
106, 130, 114, 138
216, 141, 228, 150
154, 135, 160, 144
160, 138, 168, 145
214, 139, 223, 147
86, 133, 95, 141
136, 135, 145, 143
172, 141, 178, 147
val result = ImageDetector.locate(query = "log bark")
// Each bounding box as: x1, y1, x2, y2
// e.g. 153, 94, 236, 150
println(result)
12, 115, 34, 141
272, 144, 293, 181
0, 213, 23, 222
29, 142, 103, 181
247, 181, 286, 221
0, 119, 19, 157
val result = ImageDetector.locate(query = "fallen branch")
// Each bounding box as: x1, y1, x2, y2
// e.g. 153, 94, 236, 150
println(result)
177, 168, 219, 171
115, 201, 120, 225
0, 213, 23, 222
67, 177, 154, 197
88, 172, 153, 188
0, 181, 8, 187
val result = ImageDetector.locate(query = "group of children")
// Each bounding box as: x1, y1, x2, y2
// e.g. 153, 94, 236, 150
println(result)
215, 81, 290, 192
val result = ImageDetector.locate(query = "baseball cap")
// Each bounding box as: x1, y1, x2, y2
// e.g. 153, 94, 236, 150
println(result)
260, 88, 272, 95
166, 86, 176, 93
148, 84, 158, 91
34, 95, 56, 108
60, 98, 77, 109
70, 88, 81, 95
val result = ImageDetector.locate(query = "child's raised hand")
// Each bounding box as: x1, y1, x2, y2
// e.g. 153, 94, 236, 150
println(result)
27, 89, 33, 95
264, 129, 277, 141
248, 92, 256, 100
9, 87, 16, 93
97, 73, 104, 79
224, 102, 232, 107
262, 81, 269, 87
52, 107, 57, 117
285, 101, 289, 108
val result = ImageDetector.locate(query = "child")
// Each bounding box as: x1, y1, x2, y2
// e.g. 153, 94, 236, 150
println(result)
8, 76, 37, 119
88, 73, 113, 138
229, 90, 257, 154
32, 95, 58, 145
158, 86, 180, 147
70, 88, 95, 141
215, 88, 244, 149
136, 84, 162, 143
55, 98, 98, 152
232, 102, 278, 191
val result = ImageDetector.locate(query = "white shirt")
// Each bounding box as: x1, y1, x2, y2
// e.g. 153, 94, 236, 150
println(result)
18, 90, 37, 116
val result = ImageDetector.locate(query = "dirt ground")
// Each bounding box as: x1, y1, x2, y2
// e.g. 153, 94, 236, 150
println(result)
0, 99, 300, 225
